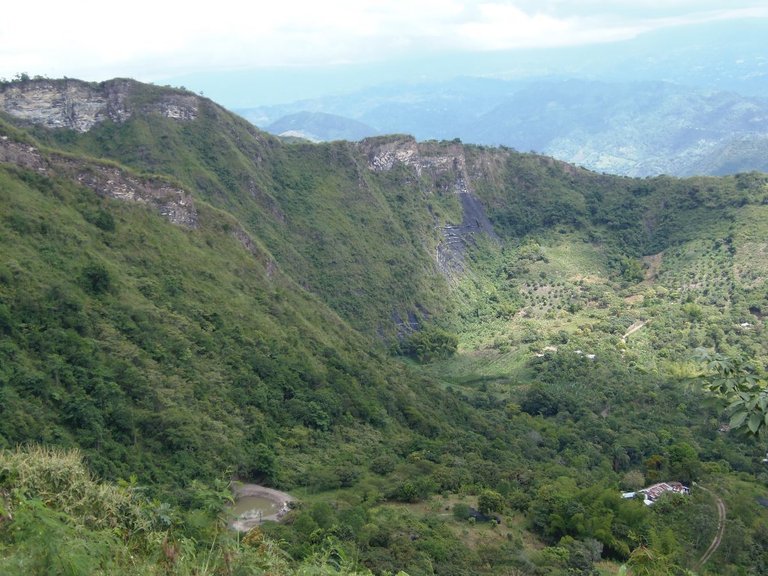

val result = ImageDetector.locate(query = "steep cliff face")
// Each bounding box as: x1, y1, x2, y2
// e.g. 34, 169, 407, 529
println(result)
0, 78, 199, 132
360, 136, 497, 275
0, 79, 126, 131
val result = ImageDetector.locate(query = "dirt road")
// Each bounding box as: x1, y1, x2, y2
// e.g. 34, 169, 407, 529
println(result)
622, 320, 648, 342
694, 485, 726, 570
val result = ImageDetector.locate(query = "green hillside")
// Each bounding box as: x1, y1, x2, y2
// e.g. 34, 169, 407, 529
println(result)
2, 78, 768, 575
11, 81, 464, 339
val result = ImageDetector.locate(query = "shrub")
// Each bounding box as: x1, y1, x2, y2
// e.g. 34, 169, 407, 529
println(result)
81, 262, 112, 295
477, 489, 504, 515
453, 503, 471, 520
401, 326, 458, 363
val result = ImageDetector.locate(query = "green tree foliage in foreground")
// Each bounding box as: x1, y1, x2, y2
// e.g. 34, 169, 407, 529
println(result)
697, 349, 768, 438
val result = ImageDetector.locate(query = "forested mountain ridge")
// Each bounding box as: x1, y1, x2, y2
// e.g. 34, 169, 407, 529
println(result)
2, 77, 768, 575
245, 78, 768, 177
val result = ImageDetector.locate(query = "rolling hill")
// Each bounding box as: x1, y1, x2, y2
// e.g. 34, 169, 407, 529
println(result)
265, 111, 379, 142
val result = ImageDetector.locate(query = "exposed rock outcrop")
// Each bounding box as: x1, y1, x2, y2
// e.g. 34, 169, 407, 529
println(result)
73, 164, 198, 228
0, 135, 197, 227
363, 135, 457, 176
0, 78, 198, 132
361, 136, 497, 276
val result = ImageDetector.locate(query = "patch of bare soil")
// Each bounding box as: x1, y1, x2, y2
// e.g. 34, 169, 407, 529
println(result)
229, 482, 295, 532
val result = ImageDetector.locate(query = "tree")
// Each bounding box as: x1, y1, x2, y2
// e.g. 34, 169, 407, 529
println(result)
244, 443, 278, 484
667, 442, 701, 484
621, 470, 646, 492
401, 326, 458, 363
477, 489, 504, 515
452, 503, 471, 520
520, 385, 559, 416
81, 262, 112, 295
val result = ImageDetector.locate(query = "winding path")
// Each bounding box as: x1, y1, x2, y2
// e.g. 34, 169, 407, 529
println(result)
694, 485, 726, 571
622, 320, 648, 343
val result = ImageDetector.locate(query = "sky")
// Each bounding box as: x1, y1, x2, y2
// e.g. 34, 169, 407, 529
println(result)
2, 1, 767, 104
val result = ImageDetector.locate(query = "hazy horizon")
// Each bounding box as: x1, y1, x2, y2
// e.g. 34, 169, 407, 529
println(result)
3, 2, 767, 107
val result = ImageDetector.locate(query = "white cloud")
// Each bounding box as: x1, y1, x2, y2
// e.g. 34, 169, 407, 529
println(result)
458, 4, 589, 50
1, 1, 766, 81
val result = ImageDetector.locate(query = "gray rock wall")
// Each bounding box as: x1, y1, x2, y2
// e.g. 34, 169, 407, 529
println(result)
0, 78, 198, 132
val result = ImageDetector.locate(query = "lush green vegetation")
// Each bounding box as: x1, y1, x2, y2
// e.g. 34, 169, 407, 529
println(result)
0, 445, 396, 575
2, 78, 768, 575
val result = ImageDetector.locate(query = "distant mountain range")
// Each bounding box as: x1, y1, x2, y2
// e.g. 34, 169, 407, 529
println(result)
214, 19, 768, 177
239, 77, 768, 177
265, 111, 378, 142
